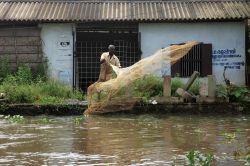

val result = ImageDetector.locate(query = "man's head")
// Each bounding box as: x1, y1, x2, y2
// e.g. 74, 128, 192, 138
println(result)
108, 45, 115, 56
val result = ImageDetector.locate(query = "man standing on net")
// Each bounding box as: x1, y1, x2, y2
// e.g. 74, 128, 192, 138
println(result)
98, 45, 121, 82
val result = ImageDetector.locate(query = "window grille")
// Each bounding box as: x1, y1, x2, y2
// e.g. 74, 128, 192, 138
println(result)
171, 43, 212, 77
76, 33, 140, 92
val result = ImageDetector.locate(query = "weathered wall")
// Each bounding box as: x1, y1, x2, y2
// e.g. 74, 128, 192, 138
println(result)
0, 27, 42, 71
40, 23, 74, 86
139, 22, 246, 85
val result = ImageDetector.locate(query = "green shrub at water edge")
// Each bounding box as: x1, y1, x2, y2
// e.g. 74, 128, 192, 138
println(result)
216, 84, 249, 102
0, 64, 85, 104
35, 96, 64, 104
1, 81, 85, 104
38, 80, 72, 98
132, 75, 163, 99
229, 86, 249, 102
1, 83, 37, 103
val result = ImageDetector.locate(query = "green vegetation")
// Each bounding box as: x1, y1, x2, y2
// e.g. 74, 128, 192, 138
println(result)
0, 61, 85, 104
73, 116, 85, 125
132, 75, 163, 99
4, 115, 25, 123
38, 116, 53, 124
216, 84, 249, 102
221, 132, 237, 143
171, 76, 184, 96
131, 75, 201, 98
228, 86, 249, 102
185, 150, 214, 166
0, 56, 11, 83
219, 129, 249, 165
188, 79, 201, 95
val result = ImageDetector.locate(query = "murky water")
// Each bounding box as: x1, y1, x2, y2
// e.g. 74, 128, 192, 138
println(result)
0, 114, 249, 165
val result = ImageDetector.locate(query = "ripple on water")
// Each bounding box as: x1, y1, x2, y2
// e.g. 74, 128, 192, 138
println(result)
0, 133, 37, 140
0, 141, 30, 149
12, 152, 118, 165
0, 115, 249, 165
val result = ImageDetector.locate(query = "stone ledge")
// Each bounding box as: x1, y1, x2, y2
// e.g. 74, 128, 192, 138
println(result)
0, 103, 87, 116
0, 101, 249, 116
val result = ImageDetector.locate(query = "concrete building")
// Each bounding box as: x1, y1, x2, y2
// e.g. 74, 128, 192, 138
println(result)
0, 0, 249, 91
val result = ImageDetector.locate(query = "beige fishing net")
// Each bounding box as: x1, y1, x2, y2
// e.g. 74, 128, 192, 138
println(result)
85, 41, 199, 114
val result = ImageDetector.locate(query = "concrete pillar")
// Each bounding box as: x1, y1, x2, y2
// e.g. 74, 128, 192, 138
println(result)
163, 76, 171, 97
208, 75, 216, 98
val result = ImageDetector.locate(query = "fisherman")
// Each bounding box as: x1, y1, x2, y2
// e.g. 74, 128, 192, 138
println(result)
98, 45, 121, 82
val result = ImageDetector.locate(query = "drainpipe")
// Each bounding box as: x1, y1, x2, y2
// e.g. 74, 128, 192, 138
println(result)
245, 20, 249, 86
72, 24, 76, 90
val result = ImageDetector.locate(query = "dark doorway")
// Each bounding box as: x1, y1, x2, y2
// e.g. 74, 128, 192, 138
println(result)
76, 23, 140, 91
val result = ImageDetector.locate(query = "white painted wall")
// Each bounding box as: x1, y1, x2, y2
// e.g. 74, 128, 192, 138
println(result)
139, 22, 246, 85
40, 23, 74, 86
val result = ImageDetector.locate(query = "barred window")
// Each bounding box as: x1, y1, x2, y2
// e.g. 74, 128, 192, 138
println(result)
171, 43, 212, 77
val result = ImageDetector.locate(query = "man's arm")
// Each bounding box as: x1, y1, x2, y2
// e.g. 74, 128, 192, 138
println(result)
100, 53, 106, 64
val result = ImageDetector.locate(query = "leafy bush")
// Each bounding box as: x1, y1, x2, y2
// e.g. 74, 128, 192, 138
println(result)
216, 84, 249, 102
171, 77, 184, 96
229, 86, 249, 102
132, 75, 163, 99
15, 64, 33, 84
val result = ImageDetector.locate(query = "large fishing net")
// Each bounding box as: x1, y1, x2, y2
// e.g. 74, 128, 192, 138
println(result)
86, 41, 199, 114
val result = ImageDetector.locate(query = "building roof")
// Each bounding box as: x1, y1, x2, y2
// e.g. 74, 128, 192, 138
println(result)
0, 1, 249, 22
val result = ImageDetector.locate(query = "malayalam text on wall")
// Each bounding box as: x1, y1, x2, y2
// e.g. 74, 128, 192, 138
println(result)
212, 48, 244, 70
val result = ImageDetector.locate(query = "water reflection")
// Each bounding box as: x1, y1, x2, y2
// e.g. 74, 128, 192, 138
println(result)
0, 114, 249, 165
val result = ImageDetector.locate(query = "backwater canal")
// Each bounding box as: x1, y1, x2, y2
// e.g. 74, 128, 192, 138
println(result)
0, 114, 249, 165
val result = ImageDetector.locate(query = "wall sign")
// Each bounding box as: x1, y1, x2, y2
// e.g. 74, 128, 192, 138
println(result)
212, 48, 244, 70
57, 35, 71, 50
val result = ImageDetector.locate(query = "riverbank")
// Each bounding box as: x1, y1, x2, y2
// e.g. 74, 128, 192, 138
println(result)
0, 102, 87, 116
0, 100, 249, 116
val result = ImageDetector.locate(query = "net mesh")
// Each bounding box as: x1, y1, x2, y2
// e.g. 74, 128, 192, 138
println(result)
86, 41, 199, 114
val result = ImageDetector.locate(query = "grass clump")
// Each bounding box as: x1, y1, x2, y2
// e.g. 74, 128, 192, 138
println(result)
171, 76, 184, 96
132, 75, 163, 99
0, 63, 85, 104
